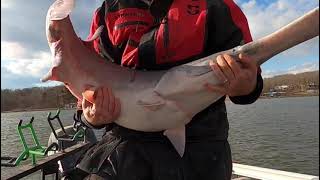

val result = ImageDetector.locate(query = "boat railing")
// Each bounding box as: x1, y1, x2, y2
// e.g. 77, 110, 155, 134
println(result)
232, 163, 319, 180
1, 143, 92, 180
2, 145, 318, 180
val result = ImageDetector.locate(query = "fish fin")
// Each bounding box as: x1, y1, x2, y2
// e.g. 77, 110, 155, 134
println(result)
41, 67, 58, 82
85, 26, 104, 42
82, 85, 97, 104
164, 126, 186, 157
80, 26, 104, 49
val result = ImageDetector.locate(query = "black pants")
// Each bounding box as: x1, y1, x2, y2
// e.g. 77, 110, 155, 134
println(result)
69, 126, 232, 180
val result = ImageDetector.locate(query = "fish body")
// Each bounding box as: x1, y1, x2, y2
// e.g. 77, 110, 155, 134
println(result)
43, 0, 319, 156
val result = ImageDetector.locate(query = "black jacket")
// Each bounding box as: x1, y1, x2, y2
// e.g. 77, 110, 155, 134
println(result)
74, 1, 264, 179
82, 0, 264, 140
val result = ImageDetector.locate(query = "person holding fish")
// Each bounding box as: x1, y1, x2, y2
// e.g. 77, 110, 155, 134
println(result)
70, 0, 263, 179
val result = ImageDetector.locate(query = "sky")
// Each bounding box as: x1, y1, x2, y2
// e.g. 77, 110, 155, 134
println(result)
1, 0, 319, 89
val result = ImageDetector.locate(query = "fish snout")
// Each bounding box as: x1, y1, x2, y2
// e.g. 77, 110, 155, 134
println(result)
46, 0, 74, 43
47, 0, 74, 21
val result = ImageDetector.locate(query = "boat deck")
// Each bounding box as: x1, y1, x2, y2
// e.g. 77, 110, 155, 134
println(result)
232, 163, 319, 180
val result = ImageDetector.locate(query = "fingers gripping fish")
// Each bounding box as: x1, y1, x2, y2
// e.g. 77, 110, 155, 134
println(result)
42, 0, 319, 156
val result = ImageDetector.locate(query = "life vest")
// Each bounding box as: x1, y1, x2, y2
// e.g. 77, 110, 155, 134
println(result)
88, 0, 252, 70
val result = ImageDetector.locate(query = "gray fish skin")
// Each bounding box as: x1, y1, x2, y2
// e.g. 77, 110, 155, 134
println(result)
42, 0, 318, 156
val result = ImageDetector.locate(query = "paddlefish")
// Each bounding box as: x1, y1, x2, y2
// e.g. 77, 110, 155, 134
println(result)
42, 0, 319, 156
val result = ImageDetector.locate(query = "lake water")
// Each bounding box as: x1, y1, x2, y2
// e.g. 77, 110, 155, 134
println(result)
1, 96, 319, 178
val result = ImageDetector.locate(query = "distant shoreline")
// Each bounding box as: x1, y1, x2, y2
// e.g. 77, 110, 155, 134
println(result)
225, 94, 319, 101
260, 93, 319, 99
2, 95, 318, 114
1, 107, 76, 114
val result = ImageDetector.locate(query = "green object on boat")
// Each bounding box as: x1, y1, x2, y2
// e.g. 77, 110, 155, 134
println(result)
14, 117, 58, 166
47, 109, 85, 145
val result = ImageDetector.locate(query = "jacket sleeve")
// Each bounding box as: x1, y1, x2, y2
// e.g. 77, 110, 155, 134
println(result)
229, 72, 264, 104
82, 116, 107, 129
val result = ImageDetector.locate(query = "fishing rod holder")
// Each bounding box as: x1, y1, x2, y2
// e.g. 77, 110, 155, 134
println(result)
47, 109, 86, 151
1, 117, 59, 167
73, 109, 87, 131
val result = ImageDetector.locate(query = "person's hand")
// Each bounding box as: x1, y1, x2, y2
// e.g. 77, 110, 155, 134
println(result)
82, 86, 121, 126
205, 53, 258, 97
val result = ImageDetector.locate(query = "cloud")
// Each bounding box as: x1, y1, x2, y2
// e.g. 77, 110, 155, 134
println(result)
1, 41, 29, 60
1, 0, 13, 9
1, 1, 50, 53
4, 52, 52, 77
237, 0, 319, 57
1, 64, 62, 90
33, 81, 63, 88
262, 61, 319, 78
1, 0, 319, 89
1, 0, 102, 89
1, 67, 41, 89
287, 62, 319, 75
1, 40, 52, 77
1, 0, 101, 55
238, 0, 318, 38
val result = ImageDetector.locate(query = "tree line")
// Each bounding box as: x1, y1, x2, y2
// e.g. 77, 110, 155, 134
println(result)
262, 70, 319, 93
1, 70, 319, 112
1, 86, 76, 112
